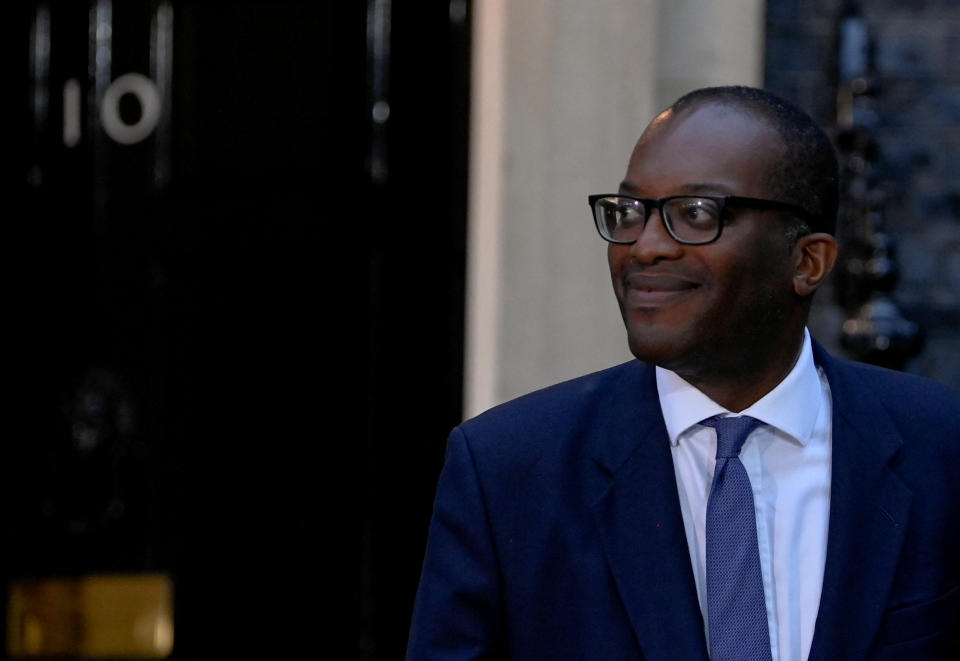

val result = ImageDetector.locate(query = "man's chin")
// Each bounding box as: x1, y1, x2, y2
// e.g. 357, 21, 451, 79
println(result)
625, 331, 687, 369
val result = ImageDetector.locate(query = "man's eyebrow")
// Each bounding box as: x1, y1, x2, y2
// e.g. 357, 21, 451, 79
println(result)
676, 182, 735, 194
617, 181, 736, 195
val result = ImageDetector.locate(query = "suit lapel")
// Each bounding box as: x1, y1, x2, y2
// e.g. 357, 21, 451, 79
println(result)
808, 346, 913, 660
589, 362, 709, 661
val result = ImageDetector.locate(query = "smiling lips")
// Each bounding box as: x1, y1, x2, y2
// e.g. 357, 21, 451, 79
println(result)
622, 272, 699, 306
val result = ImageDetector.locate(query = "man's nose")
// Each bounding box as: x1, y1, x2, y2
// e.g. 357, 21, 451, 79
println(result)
628, 209, 684, 263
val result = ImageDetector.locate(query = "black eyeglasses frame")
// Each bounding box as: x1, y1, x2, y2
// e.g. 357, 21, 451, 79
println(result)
587, 193, 815, 246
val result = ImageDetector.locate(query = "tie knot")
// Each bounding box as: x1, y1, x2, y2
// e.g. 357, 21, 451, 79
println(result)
701, 415, 764, 459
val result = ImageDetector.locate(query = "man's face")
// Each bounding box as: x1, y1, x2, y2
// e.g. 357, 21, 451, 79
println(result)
609, 103, 799, 379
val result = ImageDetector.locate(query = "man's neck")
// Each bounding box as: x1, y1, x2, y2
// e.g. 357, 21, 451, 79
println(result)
673, 329, 807, 413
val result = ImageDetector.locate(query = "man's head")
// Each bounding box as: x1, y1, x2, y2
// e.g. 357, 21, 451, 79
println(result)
601, 86, 838, 406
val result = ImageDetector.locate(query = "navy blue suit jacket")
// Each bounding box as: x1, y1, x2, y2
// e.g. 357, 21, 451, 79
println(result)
407, 344, 960, 659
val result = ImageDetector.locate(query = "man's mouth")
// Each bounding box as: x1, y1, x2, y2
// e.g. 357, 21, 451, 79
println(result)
622, 273, 699, 306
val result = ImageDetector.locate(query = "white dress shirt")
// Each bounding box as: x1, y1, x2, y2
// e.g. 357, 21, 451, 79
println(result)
656, 329, 832, 661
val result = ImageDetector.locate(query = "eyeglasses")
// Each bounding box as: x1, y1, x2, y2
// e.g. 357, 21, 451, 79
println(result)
587, 193, 814, 245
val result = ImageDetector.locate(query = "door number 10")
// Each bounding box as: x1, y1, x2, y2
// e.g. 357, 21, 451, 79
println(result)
63, 73, 163, 147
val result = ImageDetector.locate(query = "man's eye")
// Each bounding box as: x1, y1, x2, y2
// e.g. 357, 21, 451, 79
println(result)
677, 202, 718, 225
617, 203, 644, 223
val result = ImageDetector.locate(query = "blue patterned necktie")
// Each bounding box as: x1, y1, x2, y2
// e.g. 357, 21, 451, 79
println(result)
701, 415, 772, 661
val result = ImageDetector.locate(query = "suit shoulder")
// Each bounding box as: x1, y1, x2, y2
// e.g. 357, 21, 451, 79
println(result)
454, 360, 652, 464
823, 354, 960, 470
462, 360, 643, 429
827, 355, 960, 421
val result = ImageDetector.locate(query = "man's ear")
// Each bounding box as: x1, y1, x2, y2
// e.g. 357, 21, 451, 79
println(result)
793, 233, 838, 297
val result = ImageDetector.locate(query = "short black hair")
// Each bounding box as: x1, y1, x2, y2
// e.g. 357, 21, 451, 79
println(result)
668, 86, 839, 235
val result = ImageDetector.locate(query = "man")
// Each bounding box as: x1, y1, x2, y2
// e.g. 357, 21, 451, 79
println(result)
407, 86, 960, 660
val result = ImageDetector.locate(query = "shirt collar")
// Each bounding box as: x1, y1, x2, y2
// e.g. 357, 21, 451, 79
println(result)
656, 329, 823, 447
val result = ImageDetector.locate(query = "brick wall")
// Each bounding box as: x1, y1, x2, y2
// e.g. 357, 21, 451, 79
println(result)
765, 0, 960, 387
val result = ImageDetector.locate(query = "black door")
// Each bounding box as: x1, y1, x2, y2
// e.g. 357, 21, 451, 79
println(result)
7, 2, 469, 658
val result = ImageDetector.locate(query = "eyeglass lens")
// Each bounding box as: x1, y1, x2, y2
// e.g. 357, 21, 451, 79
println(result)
594, 196, 721, 244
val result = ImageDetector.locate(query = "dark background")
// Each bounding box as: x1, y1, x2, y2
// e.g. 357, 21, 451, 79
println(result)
765, 0, 960, 386
7, 1, 469, 658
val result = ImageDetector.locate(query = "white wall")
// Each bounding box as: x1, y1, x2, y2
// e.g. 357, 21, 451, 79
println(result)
465, 0, 766, 417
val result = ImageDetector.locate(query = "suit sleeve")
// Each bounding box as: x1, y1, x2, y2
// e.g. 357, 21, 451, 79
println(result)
406, 426, 506, 660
